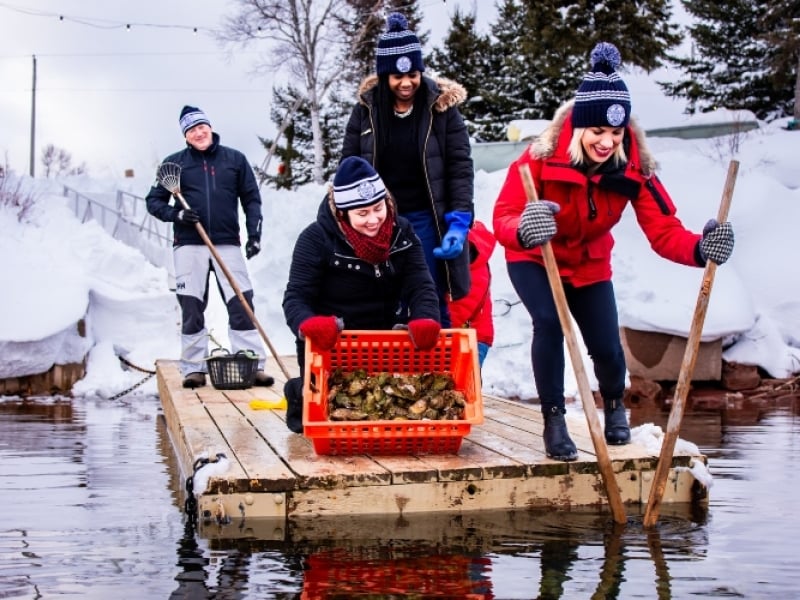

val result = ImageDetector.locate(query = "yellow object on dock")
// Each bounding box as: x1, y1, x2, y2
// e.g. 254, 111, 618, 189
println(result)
249, 398, 287, 410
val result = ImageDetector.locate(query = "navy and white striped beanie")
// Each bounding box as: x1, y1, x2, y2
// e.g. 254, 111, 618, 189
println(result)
375, 13, 425, 76
332, 157, 387, 210
572, 42, 631, 128
179, 105, 211, 135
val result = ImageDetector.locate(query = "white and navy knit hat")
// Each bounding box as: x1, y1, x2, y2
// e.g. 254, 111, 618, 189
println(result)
376, 12, 425, 76
179, 105, 211, 135
332, 157, 387, 210
572, 42, 631, 128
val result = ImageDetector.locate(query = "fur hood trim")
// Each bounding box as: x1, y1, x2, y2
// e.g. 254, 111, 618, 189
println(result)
356, 74, 467, 112
530, 99, 658, 175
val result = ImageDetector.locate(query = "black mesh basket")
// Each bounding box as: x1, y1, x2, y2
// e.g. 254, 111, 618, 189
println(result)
206, 349, 259, 390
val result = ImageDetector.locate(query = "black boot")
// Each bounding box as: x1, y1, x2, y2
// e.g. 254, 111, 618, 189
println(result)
284, 377, 304, 434
604, 398, 631, 445
543, 407, 578, 461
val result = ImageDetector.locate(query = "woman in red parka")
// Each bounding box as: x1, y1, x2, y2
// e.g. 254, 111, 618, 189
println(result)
447, 220, 497, 368
492, 42, 735, 461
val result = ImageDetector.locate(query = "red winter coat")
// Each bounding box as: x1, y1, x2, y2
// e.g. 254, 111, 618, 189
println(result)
447, 221, 496, 346
493, 100, 702, 288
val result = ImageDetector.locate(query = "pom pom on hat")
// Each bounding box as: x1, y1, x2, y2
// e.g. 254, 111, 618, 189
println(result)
179, 105, 211, 135
332, 156, 387, 210
572, 42, 631, 129
375, 12, 425, 76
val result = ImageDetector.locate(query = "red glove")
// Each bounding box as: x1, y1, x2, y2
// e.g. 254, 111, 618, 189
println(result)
407, 318, 441, 351
299, 316, 342, 351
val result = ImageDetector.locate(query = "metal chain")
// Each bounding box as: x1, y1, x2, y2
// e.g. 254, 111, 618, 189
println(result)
107, 372, 155, 401
184, 453, 227, 530
105, 354, 157, 401
117, 354, 156, 374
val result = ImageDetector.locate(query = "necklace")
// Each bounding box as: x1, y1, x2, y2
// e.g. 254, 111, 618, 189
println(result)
393, 105, 413, 119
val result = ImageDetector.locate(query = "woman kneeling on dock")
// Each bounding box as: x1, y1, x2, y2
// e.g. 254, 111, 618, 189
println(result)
282, 156, 442, 433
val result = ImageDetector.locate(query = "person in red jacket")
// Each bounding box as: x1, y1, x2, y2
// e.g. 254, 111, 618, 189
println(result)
447, 220, 496, 368
492, 42, 735, 461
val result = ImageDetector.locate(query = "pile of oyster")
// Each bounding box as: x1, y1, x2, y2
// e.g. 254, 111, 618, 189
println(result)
326, 368, 467, 421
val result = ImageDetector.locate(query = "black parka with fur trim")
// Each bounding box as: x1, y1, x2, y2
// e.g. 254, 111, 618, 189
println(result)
341, 74, 474, 300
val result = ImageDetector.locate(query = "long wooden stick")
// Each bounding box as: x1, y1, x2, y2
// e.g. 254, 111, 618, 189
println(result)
643, 159, 739, 528
518, 163, 627, 525
174, 190, 292, 380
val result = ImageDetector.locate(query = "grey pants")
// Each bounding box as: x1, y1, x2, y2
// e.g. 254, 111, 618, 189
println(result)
173, 244, 265, 375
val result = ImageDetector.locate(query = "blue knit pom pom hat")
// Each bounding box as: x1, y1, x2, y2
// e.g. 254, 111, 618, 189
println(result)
332, 156, 387, 210
572, 42, 631, 128
376, 12, 425, 76
179, 105, 210, 135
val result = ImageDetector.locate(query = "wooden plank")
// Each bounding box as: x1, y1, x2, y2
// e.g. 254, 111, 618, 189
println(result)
239, 395, 394, 491
156, 360, 707, 520
195, 388, 296, 493
156, 361, 249, 494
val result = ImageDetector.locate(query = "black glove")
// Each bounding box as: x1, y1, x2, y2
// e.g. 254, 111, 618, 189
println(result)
698, 219, 734, 265
245, 237, 261, 260
175, 208, 200, 225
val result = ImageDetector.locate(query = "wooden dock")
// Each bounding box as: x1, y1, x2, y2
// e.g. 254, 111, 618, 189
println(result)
156, 358, 706, 534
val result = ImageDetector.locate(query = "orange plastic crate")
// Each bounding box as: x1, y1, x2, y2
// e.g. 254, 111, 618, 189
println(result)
303, 329, 483, 455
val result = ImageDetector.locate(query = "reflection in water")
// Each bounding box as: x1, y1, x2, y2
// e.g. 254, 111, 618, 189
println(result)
0, 394, 798, 598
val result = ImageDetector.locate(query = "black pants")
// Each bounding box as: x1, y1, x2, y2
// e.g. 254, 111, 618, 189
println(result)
284, 338, 307, 433
507, 261, 627, 412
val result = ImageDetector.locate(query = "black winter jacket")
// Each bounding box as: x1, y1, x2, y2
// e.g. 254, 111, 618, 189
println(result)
341, 75, 474, 300
145, 133, 262, 247
282, 195, 440, 337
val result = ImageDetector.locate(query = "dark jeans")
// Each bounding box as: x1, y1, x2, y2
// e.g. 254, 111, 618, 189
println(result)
507, 261, 627, 412
403, 210, 451, 327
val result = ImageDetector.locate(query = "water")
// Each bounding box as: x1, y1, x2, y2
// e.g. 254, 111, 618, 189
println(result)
1, 394, 798, 599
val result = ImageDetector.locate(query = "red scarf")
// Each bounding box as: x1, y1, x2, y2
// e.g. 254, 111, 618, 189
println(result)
338, 204, 394, 265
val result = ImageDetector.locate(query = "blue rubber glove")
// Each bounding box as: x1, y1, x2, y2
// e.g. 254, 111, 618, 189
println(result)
433, 211, 471, 259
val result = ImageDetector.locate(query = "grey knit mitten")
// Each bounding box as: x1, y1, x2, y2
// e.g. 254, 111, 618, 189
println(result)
699, 219, 734, 265
517, 201, 560, 248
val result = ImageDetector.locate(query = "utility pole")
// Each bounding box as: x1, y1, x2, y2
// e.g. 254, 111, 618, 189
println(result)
29, 54, 37, 177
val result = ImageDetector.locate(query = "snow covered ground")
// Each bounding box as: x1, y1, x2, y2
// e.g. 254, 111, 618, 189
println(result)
1, 118, 799, 401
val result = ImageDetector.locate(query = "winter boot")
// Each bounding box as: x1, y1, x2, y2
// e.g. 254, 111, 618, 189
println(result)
604, 398, 631, 445
284, 377, 304, 434
182, 372, 206, 389
253, 370, 275, 387
543, 407, 578, 461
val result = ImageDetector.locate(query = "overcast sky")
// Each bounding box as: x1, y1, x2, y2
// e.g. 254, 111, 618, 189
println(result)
0, 0, 494, 180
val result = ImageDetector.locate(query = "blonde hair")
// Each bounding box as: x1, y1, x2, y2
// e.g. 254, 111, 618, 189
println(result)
568, 127, 627, 167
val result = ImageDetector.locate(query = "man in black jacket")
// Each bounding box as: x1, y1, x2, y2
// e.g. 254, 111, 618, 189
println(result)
146, 105, 273, 389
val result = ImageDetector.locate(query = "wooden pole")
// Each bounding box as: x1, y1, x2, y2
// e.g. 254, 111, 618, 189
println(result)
518, 163, 627, 525
29, 55, 37, 177
174, 190, 292, 380
643, 159, 739, 528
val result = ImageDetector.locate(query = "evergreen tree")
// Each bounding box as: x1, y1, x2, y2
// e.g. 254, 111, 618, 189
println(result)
661, 0, 795, 121
428, 0, 682, 141
256, 86, 308, 190
760, 0, 800, 119
427, 8, 498, 140
340, 0, 427, 86
258, 85, 343, 190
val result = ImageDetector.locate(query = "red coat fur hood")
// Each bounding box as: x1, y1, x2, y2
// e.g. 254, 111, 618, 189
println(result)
492, 100, 702, 287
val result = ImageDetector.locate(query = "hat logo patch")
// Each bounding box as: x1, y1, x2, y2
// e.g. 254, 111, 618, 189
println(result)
358, 181, 376, 200
395, 56, 412, 73
606, 104, 626, 127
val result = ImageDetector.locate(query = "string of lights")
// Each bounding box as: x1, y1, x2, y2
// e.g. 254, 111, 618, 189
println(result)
0, 0, 449, 35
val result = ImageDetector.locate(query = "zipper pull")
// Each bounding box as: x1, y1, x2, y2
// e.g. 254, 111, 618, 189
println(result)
588, 185, 597, 220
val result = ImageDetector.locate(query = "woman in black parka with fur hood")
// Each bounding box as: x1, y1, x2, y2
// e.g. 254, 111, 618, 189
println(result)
282, 157, 441, 433
341, 12, 475, 326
